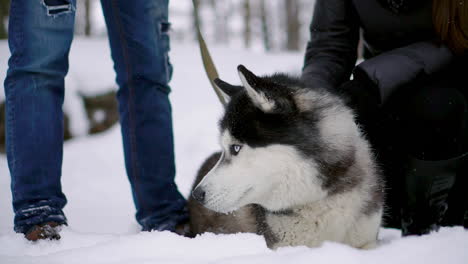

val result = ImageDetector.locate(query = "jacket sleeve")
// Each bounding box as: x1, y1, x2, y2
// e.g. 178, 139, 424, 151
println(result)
356, 41, 454, 103
301, 0, 360, 90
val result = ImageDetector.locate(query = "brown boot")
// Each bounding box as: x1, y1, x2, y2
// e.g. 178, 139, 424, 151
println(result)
24, 222, 62, 241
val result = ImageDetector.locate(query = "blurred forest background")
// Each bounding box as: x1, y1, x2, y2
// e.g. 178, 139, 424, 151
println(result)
0, 0, 316, 51
0, 0, 316, 153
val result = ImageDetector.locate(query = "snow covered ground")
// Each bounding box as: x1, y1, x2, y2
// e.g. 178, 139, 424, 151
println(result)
1, 38, 468, 264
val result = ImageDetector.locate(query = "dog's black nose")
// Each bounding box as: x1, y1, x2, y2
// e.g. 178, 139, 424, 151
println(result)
192, 188, 206, 204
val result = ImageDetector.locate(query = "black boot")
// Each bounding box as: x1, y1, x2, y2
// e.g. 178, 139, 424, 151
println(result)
442, 153, 468, 228
401, 153, 467, 236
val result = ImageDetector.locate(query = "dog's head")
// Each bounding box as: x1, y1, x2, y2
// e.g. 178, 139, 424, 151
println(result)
192, 65, 358, 214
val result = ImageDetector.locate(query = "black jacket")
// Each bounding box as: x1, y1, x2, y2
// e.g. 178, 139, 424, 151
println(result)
301, 0, 456, 103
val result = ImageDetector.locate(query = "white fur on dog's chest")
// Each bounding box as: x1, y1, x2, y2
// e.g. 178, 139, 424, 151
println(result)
266, 202, 349, 248
266, 191, 380, 249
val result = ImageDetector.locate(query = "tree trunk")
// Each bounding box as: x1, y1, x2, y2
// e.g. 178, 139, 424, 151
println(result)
209, 0, 228, 43
84, 0, 92, 36
243, 0, 251, 48
0, 0, 9, 39
192, 0, 202, 40
260, 0, 271, 51
285, 0, 301, 51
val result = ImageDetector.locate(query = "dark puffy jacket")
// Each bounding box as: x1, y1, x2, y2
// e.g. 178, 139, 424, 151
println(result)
301, 0, 457, 103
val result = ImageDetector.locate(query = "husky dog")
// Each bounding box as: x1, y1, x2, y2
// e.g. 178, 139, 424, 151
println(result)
188, 65, 384, 249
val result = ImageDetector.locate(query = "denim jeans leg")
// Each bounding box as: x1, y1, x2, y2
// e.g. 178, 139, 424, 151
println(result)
100, 0, 187, 231
4, 0, 76, 234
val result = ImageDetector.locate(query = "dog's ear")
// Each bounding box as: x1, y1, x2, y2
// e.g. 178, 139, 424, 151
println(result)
214, 78, 242, 103
238, 65, 297, 114
237, 65, 277, 112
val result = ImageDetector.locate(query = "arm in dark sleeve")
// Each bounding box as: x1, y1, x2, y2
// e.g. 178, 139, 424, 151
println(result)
301, 0, 360, 90
356, 41, 454, 103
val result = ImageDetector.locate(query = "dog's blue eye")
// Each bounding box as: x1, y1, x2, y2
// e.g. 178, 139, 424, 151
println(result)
230, 144, 242, 155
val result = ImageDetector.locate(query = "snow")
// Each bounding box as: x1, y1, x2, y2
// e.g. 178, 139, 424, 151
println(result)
1, 38, 468, 264
0, 227, 467, 264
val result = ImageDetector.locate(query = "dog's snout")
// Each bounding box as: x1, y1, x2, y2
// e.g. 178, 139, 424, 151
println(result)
192, 187, 206, 204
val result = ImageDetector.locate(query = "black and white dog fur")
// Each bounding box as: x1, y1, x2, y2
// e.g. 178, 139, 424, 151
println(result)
188, 65, 384, 249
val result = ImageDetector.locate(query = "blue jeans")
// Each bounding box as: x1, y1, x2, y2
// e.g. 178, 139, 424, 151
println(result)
4, 0, 187, 234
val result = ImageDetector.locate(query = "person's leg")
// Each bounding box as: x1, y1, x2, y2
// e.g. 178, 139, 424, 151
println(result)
347, 71, 468, 233
4, 0, 76, 235
100, 0, 187, 232
393, 80, 468, 235
402, 84, 467, 161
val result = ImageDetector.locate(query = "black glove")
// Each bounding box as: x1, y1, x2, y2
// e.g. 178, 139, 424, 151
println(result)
339, 68, 381, 125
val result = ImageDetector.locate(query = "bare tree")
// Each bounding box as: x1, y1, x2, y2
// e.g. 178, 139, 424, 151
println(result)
0, 0, 9, 39
285, 0, 301, 51
209, 0, 229, 43
243, 0, 251, 48
84, 0, 92, 36
259, 0, 271, 51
